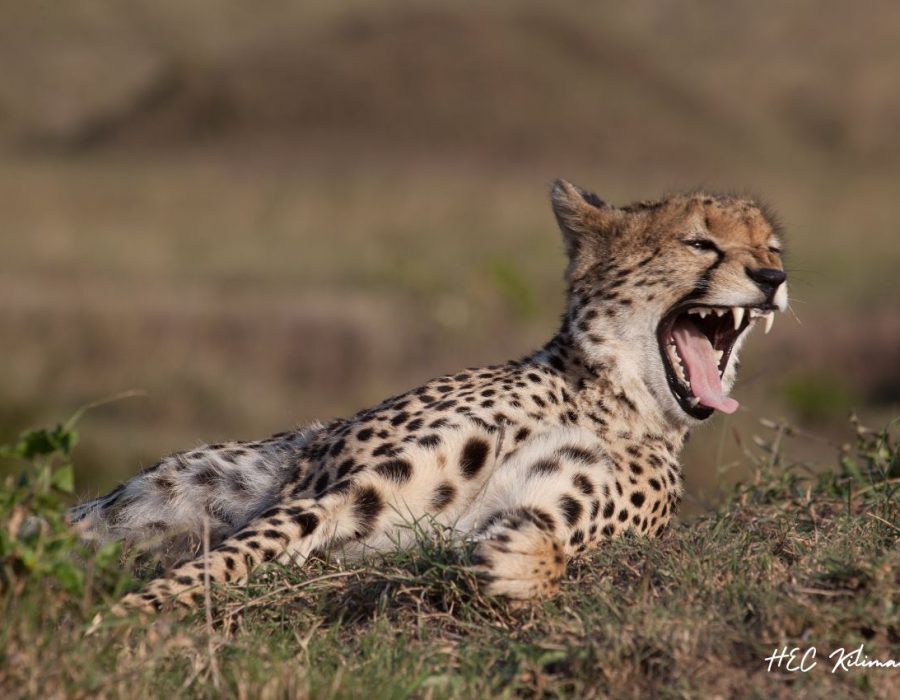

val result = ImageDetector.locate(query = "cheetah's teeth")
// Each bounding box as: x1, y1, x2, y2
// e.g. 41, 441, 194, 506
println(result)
713, 308, 726, 317
715, 349, 724, 364
764, 312, 775, 334
773, 282, 788, 312
666, 343, 688, 383
732, 307, 745, 330
688, 397, 700, 407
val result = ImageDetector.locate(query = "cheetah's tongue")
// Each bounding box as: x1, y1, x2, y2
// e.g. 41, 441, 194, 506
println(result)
671, 320, 739, 414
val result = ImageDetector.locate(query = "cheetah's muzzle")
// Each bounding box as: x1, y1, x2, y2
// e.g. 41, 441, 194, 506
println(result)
658, 304, 776, 419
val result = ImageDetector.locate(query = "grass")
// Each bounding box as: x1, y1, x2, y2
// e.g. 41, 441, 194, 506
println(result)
1, 413, 897, 698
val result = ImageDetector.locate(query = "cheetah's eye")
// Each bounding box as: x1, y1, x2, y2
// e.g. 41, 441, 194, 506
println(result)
684, 238, 719, 253
768, 246, 782, 255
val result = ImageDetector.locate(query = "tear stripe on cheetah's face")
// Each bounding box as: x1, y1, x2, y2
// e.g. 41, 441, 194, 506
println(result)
551, 179, 788, 427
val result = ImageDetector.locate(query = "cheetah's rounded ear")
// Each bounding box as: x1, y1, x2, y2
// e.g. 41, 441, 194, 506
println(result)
550, 179, 623, 276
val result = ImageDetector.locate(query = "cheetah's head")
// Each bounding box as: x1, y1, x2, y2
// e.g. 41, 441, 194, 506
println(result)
551, 179, 788, 426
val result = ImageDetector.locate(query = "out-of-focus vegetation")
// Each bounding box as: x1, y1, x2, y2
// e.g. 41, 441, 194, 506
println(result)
0, 0, 898, 505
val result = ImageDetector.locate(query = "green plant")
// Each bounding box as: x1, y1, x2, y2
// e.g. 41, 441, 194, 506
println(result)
0, 410, 130, 603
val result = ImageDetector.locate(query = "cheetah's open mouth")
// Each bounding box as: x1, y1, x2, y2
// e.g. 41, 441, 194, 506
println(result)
657, 305, 776, 419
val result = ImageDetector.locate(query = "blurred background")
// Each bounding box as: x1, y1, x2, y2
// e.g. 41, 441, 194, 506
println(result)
1, 0, 898, 511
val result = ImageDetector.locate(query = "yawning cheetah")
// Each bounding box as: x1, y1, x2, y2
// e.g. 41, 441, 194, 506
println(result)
69, 179, 788, 611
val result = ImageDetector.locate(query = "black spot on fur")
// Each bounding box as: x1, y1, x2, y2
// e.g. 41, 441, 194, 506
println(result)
573, 473, 594, 496
526, 508, 556, 532
559, 446, 598, 465
459, 438, 490, 479
373, 443, 400, 458
337, 459, 355, 479
353, 486, 384, 534
417, 434, 442, 448
631, 491, 646, 508
430, 482, 457, 511
294, 511, 320, 536
314, 472, 330, 494
193, 467, 219, 486
559, 495, 583, 527
603, 501, 615, 519
357, 427, 373, 441
155, 477, 175, 492
329, 478, 354, 495
530, 459, 560, 478
262, 529, 288, 543
374, 459, 413, 484
329, 439, 345, 457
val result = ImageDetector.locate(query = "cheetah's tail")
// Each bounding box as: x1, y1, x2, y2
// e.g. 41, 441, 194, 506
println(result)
67, 423, 323, 565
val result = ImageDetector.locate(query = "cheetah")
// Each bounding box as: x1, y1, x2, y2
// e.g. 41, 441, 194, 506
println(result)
69, 179, 788, 611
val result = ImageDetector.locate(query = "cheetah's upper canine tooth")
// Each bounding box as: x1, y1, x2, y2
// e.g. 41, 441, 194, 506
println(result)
732, 307, 745, 330
764, 312, 775, 334
773, 282, 788, 312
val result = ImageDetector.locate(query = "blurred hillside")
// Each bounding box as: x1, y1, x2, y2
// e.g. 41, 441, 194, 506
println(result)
0, 0, 898, 505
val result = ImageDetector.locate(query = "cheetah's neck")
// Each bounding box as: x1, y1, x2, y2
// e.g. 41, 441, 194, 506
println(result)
530, 325, 688, 453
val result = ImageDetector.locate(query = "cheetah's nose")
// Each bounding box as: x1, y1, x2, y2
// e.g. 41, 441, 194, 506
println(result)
745, 267, 786, 300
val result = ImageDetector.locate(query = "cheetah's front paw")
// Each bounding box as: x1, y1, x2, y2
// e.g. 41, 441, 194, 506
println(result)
470, 513, 566, 600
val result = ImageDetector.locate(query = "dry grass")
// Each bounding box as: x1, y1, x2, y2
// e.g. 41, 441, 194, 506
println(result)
1, 416, 897, 698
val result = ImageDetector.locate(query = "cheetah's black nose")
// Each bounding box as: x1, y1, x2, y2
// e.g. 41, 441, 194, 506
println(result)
746, 267, 786, 298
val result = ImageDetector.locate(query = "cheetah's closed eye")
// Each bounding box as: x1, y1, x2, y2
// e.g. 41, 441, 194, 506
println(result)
69, 179, 788, 611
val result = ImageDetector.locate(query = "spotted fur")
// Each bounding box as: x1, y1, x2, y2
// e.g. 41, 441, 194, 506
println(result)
69, 179, 787, 610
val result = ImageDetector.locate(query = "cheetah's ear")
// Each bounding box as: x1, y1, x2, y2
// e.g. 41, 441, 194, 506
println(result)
550, 179, 623, 277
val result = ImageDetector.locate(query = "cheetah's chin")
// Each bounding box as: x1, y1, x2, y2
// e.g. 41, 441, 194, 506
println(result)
657, 304, 776, 419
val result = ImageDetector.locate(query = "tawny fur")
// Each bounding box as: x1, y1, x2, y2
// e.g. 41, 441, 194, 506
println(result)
69, 180, 788, 611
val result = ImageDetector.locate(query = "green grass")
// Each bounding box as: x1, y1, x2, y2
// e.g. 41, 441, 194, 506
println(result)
1, 414, 897, 698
